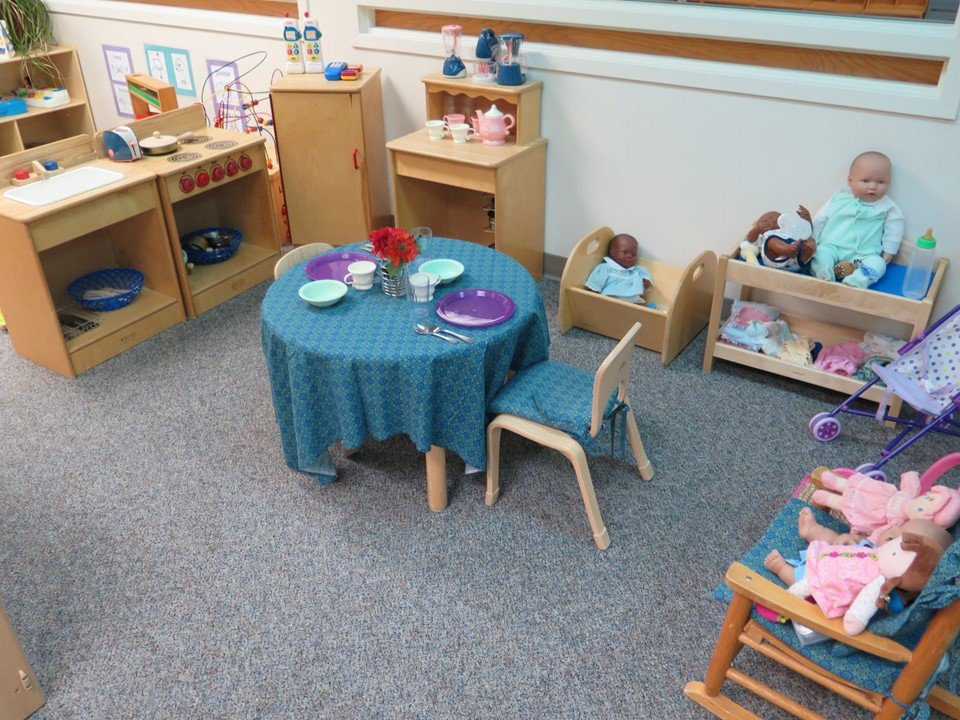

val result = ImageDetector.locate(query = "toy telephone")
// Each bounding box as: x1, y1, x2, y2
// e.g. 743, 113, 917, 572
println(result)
302, 13, 323, 73
282, 13, 303, 74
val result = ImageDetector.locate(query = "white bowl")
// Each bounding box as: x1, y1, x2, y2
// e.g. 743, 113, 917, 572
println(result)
299, 279, 347, 307
418, 258, 464, 285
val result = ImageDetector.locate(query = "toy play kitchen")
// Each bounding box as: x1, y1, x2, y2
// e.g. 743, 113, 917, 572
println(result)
96, 105, 281, 318
0, 135, 186, 378
387, 74, 546, 279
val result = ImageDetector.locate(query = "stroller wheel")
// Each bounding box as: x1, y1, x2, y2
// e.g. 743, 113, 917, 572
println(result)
810, 413, 841, 442
855, 463, 887, 482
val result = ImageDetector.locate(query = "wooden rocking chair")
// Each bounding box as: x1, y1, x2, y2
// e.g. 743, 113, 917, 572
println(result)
686, 454, 960, 720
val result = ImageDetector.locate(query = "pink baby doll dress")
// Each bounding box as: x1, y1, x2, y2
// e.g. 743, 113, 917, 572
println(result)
805, 540, 882, 618
837, 471, 921, 535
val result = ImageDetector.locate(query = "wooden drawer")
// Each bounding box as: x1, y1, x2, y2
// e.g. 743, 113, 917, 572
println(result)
69, 297, 183, 375
191, 251, 275, 316
393, 151, 496, 194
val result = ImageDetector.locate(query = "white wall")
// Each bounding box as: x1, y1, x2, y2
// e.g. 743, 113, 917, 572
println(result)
51, 1, 959, 316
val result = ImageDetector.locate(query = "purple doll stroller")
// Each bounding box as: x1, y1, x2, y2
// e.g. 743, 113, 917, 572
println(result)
809, 304, 960, 480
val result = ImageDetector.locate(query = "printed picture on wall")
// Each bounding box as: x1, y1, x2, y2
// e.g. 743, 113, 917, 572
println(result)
205, 59, 240, 132
144, 44, 196, 97
102, 44, 135, 118
102, 45, 133, 83
113, 84, 134, 117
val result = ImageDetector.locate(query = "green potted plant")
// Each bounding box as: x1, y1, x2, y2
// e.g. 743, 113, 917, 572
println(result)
1, 0, 59, 84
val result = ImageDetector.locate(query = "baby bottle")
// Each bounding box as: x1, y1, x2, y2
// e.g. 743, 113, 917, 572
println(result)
901, 228, 937, 300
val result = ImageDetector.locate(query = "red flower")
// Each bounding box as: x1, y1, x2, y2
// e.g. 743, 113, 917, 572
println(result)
369, 227, 419, 272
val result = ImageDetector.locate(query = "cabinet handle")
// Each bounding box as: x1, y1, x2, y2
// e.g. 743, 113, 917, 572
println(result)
353, 148, 359, 170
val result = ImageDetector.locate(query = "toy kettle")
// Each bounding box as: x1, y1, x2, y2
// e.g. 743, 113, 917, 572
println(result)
473, 104, 515, 146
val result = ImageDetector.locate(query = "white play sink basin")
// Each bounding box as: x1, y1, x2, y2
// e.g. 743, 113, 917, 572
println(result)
3, 166, 125, 207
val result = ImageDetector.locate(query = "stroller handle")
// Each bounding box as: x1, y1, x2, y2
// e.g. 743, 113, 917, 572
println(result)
919, 452, 960, 494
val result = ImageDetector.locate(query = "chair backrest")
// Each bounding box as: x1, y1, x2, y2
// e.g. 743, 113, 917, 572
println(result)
273, 243, 334, 280
590, 322, 642, 436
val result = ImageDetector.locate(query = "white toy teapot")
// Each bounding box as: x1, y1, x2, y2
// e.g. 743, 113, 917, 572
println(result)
473, 104, 515, 146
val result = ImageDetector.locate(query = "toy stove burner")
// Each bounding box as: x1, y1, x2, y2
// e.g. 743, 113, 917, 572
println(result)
167, 152, 202, 163
204, 140, 238, 150
180, 135, 211, 145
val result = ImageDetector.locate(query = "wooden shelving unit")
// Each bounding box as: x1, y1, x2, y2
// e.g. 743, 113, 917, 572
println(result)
387, 74, 546, 279
703, 244, 950, 406
0, 136, 186, 378
0, 46, 96, 156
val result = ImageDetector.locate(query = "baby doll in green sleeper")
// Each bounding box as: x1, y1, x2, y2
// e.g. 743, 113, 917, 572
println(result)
808, 151, 905, 289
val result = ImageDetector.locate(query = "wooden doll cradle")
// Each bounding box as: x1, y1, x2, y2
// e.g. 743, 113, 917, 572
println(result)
558, 226, 717, 366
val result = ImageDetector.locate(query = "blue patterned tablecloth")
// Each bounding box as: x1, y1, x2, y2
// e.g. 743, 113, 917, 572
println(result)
261, 238, 550, 480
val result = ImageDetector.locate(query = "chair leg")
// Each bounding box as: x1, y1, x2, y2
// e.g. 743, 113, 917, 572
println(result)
705, 592, 752, 694
562, 443, 610, 550
486, 420, 502, 506
625, 407, 653, 481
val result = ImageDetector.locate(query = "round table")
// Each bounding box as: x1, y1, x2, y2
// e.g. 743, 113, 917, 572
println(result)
261, 238, 550, 509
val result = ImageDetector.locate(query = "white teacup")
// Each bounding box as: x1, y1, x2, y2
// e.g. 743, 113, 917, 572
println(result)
407, 271, 440, 303
425, 120, 448, 141
343, 260, 376, 290
449, 123, 477, 144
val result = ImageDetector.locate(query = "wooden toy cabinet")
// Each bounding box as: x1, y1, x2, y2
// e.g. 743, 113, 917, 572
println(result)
702, 244, 949, 405
94, 105, 281, 318
0, 137, 185, 378
0, 597, 44, 720
387, 74, 547, 280
0, 46, 95, 156
270, 69, 390, 246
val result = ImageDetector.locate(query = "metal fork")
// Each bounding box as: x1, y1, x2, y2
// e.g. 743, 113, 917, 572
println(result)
421, 320, 475, 343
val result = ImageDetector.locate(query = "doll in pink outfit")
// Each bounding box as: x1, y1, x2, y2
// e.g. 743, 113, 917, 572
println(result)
811, 468, 960, 539
765, 509, 953, 635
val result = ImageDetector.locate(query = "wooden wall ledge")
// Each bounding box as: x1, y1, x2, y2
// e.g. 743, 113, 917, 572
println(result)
375, 10, 943, 86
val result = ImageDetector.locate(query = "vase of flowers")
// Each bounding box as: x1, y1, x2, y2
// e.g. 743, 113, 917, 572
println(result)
369, 226, 419, 298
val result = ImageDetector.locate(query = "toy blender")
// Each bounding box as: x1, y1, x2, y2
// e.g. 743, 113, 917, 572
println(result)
497, 33, 525, 86
441, 24, 466, 79
473, 27, 498, 83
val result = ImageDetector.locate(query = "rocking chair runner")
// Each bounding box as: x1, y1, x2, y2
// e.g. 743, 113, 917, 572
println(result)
686, 453, 960, 720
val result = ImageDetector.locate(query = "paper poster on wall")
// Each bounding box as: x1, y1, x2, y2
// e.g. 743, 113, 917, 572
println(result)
113, 84, 134, 117
101, 44, 134, 118
205, 59, 241, 132
144, 44, 196, 97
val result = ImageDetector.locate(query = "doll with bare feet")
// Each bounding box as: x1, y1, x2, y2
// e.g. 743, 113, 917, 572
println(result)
764, 508, 953, 635
585, 233, 652, 304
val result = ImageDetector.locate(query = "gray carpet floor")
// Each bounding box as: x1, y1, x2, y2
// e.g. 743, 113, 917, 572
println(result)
2, 278, 957, 719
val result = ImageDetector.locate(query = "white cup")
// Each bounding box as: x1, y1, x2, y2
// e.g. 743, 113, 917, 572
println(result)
343, 260, 376, 290
407, 270, 440, 308
449, 123, 477, 144
425, 120, 448, 140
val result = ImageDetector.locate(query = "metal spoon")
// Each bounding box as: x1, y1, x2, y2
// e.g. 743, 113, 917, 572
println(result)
414, 323, 457, 344
421, 320, 475, 343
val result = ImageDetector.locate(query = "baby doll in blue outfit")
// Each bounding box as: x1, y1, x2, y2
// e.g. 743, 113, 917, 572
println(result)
585, 233, 653, 304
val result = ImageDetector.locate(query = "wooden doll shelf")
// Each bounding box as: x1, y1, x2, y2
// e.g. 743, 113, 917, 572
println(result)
702, 243, 950, 405
0, 136, 185, 378
559, 226, 717, 366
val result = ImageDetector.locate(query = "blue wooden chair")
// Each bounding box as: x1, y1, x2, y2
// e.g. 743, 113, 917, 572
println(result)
485, 322, 654, 550
685, 454, 960, 720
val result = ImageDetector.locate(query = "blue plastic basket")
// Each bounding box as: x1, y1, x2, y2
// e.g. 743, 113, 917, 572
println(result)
180, 227, 243, 265
67, 268, 145, 312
